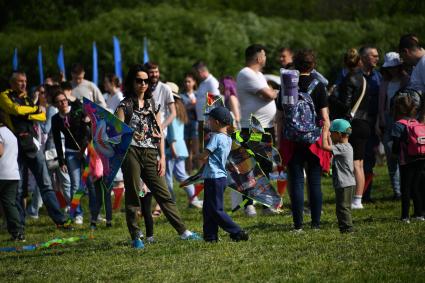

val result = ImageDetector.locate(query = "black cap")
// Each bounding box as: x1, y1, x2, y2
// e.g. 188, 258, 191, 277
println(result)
208, 106, 233, 126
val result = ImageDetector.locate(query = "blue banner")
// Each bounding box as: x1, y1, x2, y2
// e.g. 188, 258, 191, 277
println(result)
143, 37, 149, 64
113, 36, 122, 82
57, 45, 66, 79
92, 42, 98, 86
12, 48, 18, 71
37, 46, 44, 85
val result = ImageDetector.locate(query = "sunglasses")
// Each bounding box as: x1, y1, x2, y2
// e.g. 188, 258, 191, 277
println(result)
135, 78, 149, 85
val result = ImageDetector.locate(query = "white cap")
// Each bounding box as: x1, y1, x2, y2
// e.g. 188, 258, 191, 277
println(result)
382, 52, 401, 68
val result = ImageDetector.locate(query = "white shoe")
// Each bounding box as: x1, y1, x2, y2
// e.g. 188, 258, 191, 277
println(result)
401, 218, 410, 224
189, 199, 203, 209
244, 205, 257, 217
74, 215, 83, 225
351, 202, 364, 210
413, 216, 425, 222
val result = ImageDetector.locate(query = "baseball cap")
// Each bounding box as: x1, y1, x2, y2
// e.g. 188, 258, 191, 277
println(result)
330, 119, 352, 134
382, 52, 401, 68
207, 106, 233, 126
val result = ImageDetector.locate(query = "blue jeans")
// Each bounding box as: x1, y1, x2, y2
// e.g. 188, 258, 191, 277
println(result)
288, 146, 322, 229
165, 157, 195, 201
17, 150, 66, 225
203, 178, 241, 241
383, 115, 401, 196
65, 152, 83, 216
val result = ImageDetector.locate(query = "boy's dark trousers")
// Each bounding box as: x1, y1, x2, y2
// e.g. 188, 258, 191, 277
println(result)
335, 186, 354, 232
203, 177, 241, 241
400, 160, 425, 219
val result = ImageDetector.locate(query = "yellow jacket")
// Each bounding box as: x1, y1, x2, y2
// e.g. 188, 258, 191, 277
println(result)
0, 89, 46, 132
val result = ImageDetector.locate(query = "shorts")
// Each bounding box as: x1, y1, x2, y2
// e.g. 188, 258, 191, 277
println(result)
349, 119, 371, 161
184, 120, 198, 139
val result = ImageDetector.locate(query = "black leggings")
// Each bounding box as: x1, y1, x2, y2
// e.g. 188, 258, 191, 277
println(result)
399, 160, 425, 219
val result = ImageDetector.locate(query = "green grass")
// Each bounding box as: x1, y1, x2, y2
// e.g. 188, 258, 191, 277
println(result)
1, 165, 424, 282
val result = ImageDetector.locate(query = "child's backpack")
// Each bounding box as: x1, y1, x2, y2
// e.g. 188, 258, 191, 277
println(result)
280, 69, 321, 144
398, 119, 425, 156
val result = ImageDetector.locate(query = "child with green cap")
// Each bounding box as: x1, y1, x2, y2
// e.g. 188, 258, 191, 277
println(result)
322, 119, 355, 233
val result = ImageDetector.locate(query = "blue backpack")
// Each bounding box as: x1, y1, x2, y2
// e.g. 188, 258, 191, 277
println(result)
282, 79, 321, 144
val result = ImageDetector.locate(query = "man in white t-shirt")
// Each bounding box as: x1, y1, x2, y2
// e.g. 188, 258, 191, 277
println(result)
70, 63, 107, 108
399, 34, 425, 93
236, 44, 278, 217
145, 62, 176, 136
0, 120, 25, 241
192, 61, 220, 149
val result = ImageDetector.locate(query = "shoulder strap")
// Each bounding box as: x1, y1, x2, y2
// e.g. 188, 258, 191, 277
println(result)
350, 77, 367, 118
306, 79, 319, 96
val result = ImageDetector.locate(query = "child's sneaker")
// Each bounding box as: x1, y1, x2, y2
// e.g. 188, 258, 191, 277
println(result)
146, 236, 155, 244
230, 230, 249, 242
401, 218, 411, 224
11, 233, 26, 242
244, 205, 257, 217
132, 238, 144, 249
290, 228, 304, 234
74, 215, 83, 225
180, 231, 202, 240
412, 216, 425, 222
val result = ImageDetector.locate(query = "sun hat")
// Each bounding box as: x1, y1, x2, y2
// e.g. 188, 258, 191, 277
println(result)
382, 52, 402, 68
165, 82, 181, 99
330, 119, 352, 134
207, 106, 233, 126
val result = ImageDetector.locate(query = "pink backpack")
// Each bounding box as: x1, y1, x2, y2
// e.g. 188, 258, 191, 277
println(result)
398, 119, 425, 156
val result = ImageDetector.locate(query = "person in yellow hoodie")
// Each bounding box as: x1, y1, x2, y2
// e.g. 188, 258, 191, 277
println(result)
0, 71, 70, 230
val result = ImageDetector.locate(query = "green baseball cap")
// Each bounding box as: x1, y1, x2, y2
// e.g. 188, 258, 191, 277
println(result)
330, 119, 352, 134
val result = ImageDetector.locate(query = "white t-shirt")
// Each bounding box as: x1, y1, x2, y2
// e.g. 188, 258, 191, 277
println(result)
105, 91, 124, 113
409, 55, 425, 93
195, 74, 220, 121
0, 126, 20, 180
152, 81, 174, 124
236, 67, 276, 128
71, 79, 107, 108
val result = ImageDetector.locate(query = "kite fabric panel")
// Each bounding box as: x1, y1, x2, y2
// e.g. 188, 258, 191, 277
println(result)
83, 97, 134, 190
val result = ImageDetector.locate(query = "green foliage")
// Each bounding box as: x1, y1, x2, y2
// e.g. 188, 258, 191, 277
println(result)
0, 4, 424, 88
0, 166, 424, 282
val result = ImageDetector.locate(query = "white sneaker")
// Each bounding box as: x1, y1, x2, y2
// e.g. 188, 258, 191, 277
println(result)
244, 205, 257, 217
413, 216, 425, 222
74, 215, 83, 225
189, 199, 203, 209
351, 202, 364, 210
401, 218, 410, 224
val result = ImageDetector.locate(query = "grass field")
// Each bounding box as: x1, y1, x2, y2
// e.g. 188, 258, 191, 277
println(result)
0, 165, 424, 282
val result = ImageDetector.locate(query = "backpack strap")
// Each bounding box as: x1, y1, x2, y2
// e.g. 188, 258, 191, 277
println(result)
306, 79, 320, 96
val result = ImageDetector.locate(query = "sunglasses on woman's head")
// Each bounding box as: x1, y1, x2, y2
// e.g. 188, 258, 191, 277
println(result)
135, 78, 149, 85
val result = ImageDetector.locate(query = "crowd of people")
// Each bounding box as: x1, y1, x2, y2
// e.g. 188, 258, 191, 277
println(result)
0, 34, 424, 249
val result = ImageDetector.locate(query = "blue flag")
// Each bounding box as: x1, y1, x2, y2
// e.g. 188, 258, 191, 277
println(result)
38, 46, 44, 85
57, 45, 66, 79
92, 42, 98, 86
12, 48, 18, 71
143, 37, 149, 64
113, 36, 122, 82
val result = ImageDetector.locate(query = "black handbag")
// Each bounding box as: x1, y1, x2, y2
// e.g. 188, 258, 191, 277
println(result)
18, 132, 38, 155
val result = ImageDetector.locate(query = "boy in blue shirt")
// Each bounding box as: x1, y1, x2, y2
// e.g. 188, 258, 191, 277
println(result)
199, 106, 249, 242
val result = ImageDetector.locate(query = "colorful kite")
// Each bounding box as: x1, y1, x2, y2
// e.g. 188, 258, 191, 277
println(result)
83, 97, 134, 190
181, 114, 282, 208
67, 98, 134, 219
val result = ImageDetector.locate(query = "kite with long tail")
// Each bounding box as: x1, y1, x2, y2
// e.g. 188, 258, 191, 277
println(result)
68, 98, 134, 219
0, 235, 89, 252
